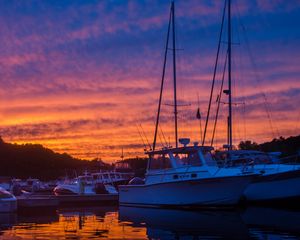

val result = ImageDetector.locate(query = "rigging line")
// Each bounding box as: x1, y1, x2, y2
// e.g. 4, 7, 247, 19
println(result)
157, 126, 165, 149
211, 50, 228, 146
202, 0, 227, 146
243, 102, 246, 140
238, 16, 279, 139
153, 3, 172, 151
140, 124, 152, 150
197, 93, 203, 143
296, 110, 300, 133
159, 124, 168, 147
135, 124, 147, 150
152, 119, 167, 148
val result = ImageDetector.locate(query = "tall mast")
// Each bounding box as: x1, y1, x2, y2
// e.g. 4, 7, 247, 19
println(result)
171, 1, 178, 148
152, 4, 172, 151
228, 0, 233, 150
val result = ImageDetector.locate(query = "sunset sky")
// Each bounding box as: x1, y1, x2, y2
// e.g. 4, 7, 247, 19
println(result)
0, 0, 299, 162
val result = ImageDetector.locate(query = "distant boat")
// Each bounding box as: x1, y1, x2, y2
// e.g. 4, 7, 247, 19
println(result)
53, 173, 118, 195
118, 1, 258, 208
0, 187, 17, 212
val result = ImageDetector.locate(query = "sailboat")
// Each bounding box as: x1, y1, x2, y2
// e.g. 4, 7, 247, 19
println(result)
206, 0, 300, 202
118, 1, 258, 207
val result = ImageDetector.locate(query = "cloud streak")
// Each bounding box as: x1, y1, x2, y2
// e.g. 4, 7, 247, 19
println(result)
0, 0, 299, 161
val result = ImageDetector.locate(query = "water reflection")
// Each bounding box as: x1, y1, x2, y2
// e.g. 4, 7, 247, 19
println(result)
243, 207, 300, 239
0, 206, 300, 239
119, 206, 249, 239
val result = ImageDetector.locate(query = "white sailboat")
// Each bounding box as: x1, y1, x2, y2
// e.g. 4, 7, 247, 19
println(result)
204, 0, 300, 202
219, 150, 300, 201
119, 1, 257, 207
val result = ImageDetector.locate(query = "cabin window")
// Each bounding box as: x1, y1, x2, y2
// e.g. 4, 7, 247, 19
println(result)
173, 151, 202, 167
203, 150, 217, 167
149, 154, 172, 170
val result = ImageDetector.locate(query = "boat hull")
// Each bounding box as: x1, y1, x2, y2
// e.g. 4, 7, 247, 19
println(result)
119, 175, 254, 207
0, 198, 17, 212
244, 169, 300, 201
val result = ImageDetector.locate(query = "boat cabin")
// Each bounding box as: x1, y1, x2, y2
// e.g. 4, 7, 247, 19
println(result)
147, 145, 215, 171
215, 150, 280, 167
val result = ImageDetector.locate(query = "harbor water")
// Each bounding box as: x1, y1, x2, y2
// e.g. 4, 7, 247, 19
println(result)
1, 205, 300, 239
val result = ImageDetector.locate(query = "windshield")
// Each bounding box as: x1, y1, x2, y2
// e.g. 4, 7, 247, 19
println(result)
172, 150, 202, 167
149, 153, 172, 170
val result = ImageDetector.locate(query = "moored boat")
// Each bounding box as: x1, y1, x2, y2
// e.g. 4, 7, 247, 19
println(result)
119, 140, 257, 207
119, 1, 258, 208
219, 150, 300, 201
54, 174, 117, 195
0, 187, 17, 212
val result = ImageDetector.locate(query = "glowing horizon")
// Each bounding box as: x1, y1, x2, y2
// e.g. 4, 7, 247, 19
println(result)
0, 0, 299, 162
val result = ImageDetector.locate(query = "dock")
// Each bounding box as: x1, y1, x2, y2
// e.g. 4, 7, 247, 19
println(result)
16, 194, 118, 209
56, 193, 118, 206
17, 195, 59, 208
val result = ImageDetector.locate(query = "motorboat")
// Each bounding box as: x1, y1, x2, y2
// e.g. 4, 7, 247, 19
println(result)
54, 174, 117, 195
91, 171, 133, 187
0, 187, 17, 212
217, 150, 300, 201
119, 140, 257, 207
119, 1, 258, 207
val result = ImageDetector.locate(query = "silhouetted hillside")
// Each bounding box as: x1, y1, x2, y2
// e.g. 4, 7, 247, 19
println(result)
239, 135, 300, 157
0, 137, 111, 180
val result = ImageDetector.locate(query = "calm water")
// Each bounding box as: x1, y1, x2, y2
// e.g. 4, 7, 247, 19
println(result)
0, 205, 300, 239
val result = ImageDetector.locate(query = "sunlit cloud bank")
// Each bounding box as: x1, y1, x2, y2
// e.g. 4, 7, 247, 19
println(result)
0, 0, 299, 161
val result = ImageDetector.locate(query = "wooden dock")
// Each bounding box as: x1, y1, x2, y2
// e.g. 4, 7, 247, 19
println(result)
56, 193, 118, 206
17, 194, 118, 209
17, 195, 59, 208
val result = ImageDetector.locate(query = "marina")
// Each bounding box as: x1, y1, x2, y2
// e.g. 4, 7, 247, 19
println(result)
0, 0, 299, 239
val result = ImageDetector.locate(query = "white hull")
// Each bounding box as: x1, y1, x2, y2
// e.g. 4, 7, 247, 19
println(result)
54, 183, 117, 195
119, 175, 253, 207
0, 198, 17, 212
244, 169, 300, 201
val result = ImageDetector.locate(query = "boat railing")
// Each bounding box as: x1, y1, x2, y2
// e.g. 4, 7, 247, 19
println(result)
279, 154, 300, 164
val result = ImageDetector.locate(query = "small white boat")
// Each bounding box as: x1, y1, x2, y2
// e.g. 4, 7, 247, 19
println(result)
54, 174, 117, 195
219, 150, 300, 201
91, 171, 133, 187
0, 187, 17, 212
119, 142, 257, 207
